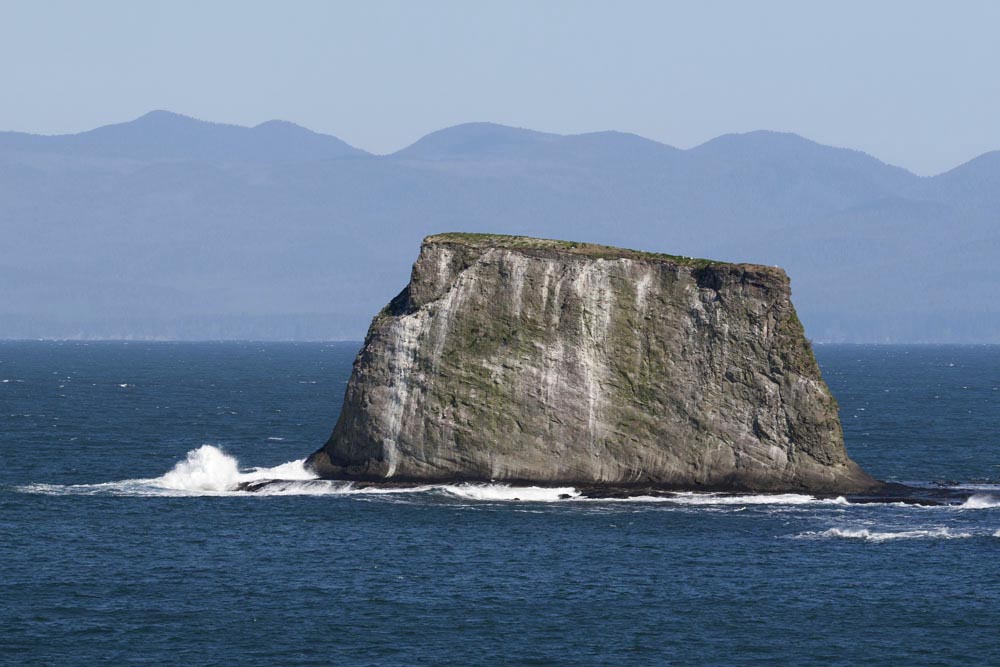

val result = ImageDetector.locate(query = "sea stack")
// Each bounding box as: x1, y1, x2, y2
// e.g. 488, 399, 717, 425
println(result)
308, 233, 877, 493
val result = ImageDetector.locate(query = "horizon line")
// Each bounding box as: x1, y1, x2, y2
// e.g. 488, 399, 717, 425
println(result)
3, 338, 999, 346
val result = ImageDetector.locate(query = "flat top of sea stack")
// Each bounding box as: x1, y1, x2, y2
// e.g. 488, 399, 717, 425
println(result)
425, 232, 770, 272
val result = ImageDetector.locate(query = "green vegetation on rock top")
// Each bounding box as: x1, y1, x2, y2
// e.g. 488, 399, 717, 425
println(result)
425, 232, 734, 269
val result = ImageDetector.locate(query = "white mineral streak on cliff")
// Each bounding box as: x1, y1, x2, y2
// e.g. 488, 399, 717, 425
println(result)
540, 339, 566, 417
382, 310, 428, 477
536, 258, 564, 410
507, 252, 529, 319
634, 263, 653, 314
539, 261, 555, 316
429, 249, 477, 371
769, 444, 788, 466
571, 261, 613, 473
548, 265, 564, 329
686, 282, 708, 328
435, 246, 454, 294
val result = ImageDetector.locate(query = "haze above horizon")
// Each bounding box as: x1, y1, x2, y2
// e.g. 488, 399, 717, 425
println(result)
3, 0, 1000, 176
4, 106, 1000, 343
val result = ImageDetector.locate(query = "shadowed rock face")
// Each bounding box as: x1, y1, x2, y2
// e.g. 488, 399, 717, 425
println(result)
308, 233, 878, 493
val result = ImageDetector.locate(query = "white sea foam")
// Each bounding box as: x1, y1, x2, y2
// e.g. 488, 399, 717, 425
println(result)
6, 456, 863, 505
159, 445, 244, 492
16, 446, 577, 499
657, 492, 850, 506
18, 445, 319, 497
494, 491, 852, 506
801, 527, 974, 542
438, 484, 580, 502
233, 480, 436, 497
958, 494, 1000, 509
20, 449, 1000, 514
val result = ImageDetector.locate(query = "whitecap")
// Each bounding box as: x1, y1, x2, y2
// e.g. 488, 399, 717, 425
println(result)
958, 494, 1000, 509
800, 527, 973, 542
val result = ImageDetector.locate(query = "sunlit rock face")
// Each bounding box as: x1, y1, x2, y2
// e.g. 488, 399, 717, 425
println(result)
308, 233, 877, 493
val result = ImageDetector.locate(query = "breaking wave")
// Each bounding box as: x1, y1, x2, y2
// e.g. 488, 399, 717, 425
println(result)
19, 445, 320, 497
800, 527, 975, 542
958, 494, 1000, 509
15, 446, 582, 500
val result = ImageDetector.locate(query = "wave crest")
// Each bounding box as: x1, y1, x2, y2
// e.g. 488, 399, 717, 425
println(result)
159, 445, 243, 492
18, 445, 317, 497
801, 527, 973, 542
959, 494, 1000, 509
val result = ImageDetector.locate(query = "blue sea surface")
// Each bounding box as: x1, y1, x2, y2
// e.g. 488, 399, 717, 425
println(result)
1, 342, 998, 666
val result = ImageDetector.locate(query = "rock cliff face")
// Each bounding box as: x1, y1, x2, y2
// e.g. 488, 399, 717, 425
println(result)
308, 233, 877, 493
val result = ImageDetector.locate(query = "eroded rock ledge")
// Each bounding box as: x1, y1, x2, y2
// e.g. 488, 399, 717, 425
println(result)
307, 233, 878, 493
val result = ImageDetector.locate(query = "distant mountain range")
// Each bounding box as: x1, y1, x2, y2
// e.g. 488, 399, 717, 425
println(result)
2, 111, 998, 342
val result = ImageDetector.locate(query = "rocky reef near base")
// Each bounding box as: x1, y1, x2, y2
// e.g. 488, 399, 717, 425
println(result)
307, 233, 878, 494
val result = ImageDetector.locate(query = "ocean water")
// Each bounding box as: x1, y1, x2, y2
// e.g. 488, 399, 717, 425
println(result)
1, 341, 998, 666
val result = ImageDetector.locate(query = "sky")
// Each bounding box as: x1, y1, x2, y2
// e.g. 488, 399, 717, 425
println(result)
2, 0, 998, 175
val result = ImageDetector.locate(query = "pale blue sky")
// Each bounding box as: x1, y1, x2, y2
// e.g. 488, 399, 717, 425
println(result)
2, 0, 997, 175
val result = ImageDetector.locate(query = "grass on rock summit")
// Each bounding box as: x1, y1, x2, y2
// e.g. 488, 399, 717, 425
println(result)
425, 232, 732, 269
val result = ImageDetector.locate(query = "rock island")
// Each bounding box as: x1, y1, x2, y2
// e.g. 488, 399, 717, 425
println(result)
307, 233, 878, 494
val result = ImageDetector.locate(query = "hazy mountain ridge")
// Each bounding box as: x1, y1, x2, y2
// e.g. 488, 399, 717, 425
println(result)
0, 110, 369, 162
1, 112, 997, 341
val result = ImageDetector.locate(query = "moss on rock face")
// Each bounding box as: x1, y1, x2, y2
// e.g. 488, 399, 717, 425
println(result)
308, 233, 877, 493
